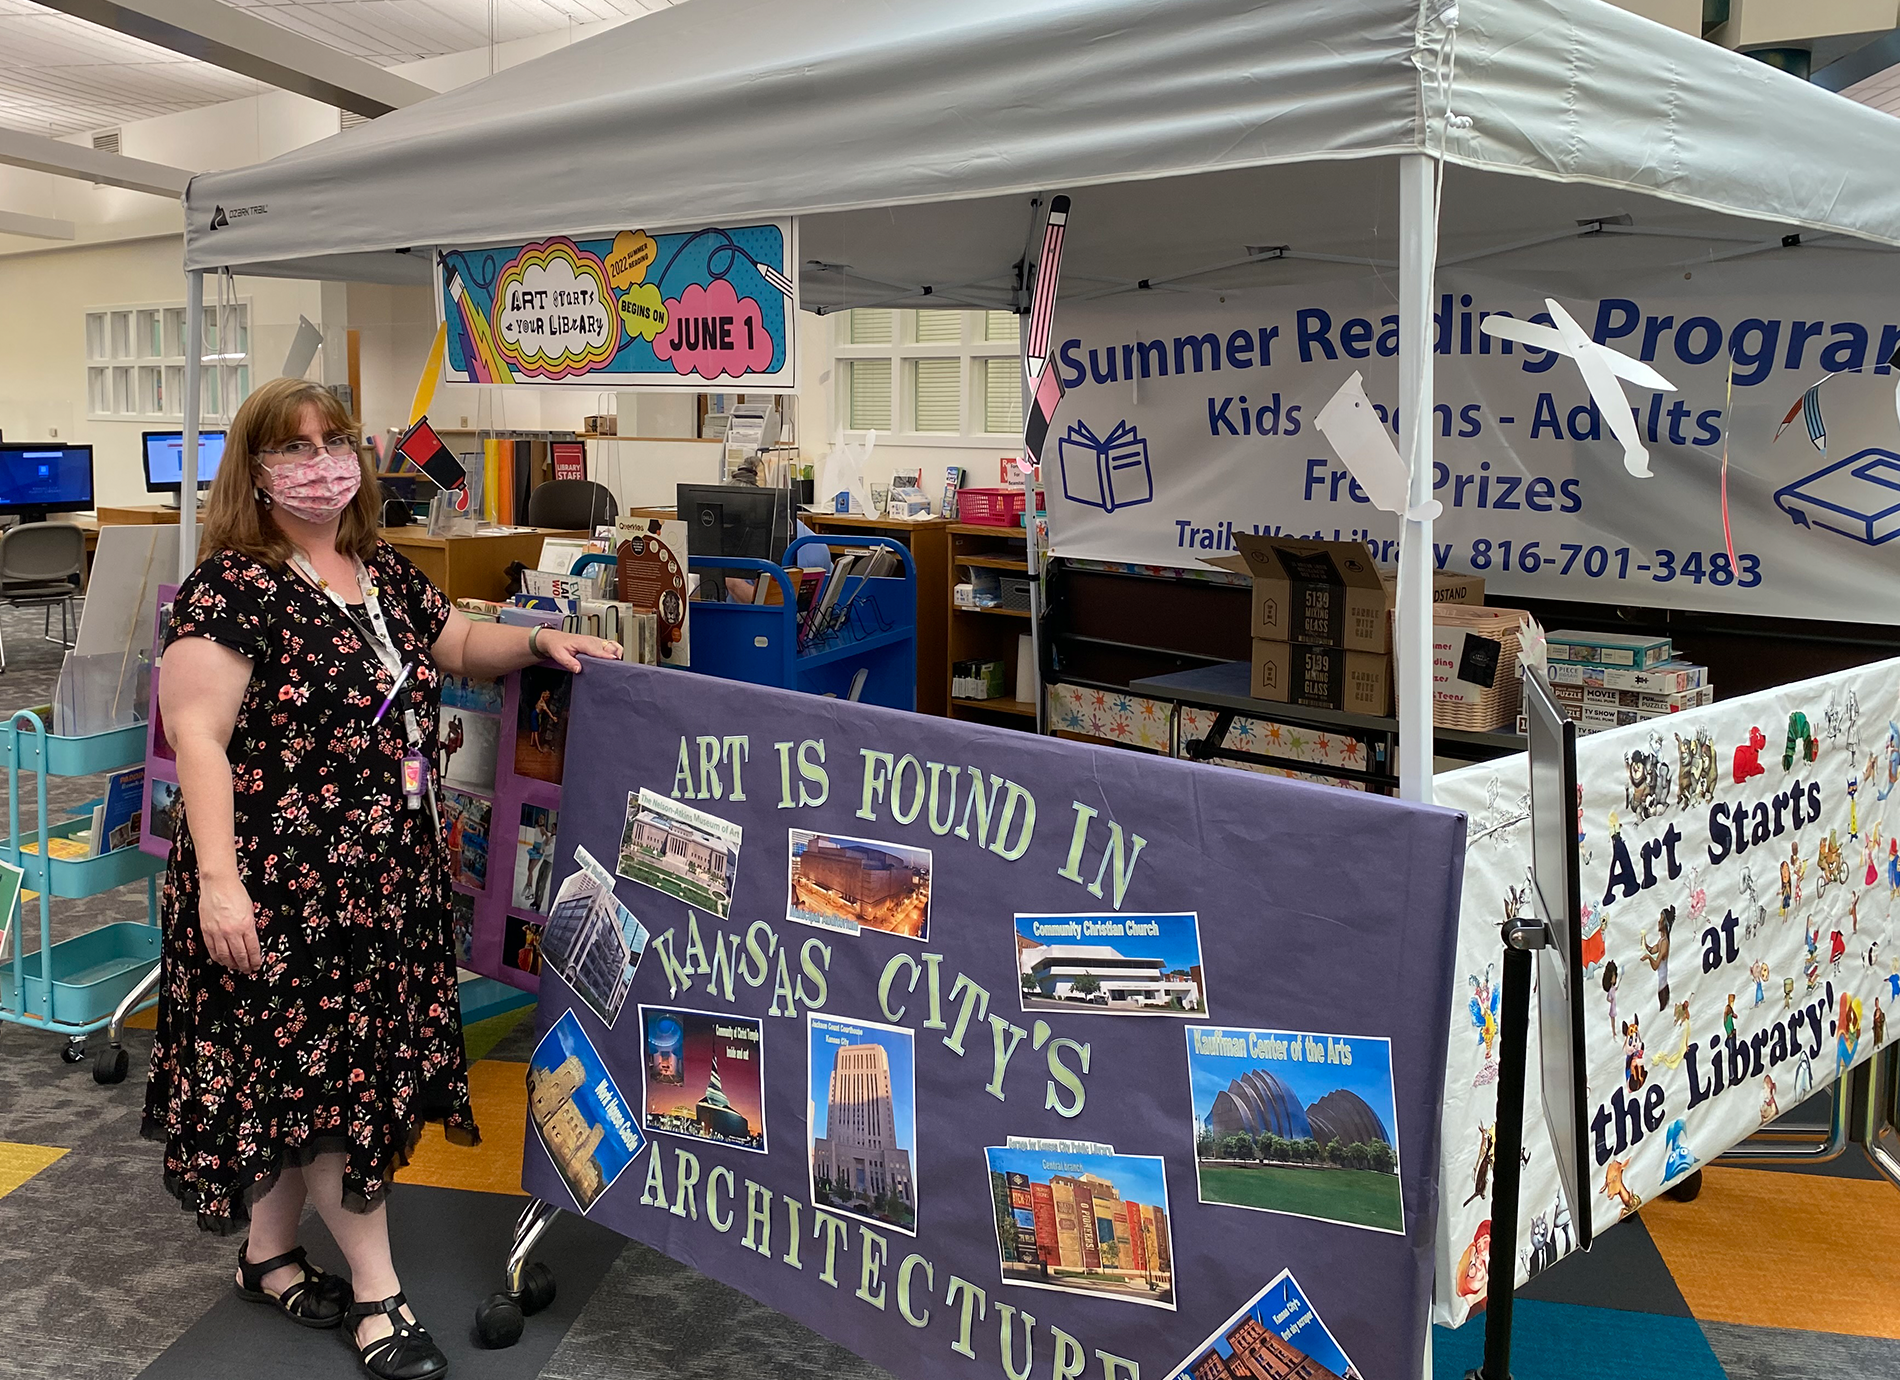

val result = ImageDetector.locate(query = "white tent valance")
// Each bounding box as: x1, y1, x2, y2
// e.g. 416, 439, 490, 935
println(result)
182, 0, 1900, 297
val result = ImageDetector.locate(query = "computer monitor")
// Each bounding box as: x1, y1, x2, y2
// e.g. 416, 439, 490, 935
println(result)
0, 444, 94, 523
679, 482, 791, 558
142, 430, 227, 498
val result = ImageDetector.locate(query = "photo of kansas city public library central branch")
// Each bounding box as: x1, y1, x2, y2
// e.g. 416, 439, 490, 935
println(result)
9, 4, 1900, 1380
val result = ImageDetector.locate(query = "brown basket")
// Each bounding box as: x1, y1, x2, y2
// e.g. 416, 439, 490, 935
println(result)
1432, 606, 1527, 732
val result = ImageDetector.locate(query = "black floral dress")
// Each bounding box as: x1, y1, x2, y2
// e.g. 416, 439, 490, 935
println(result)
142, 544, 479, 1233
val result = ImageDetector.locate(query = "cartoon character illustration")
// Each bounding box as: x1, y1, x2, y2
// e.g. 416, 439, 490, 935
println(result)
1780, 860, 1793, 917
1889, 837, 1900, 896
1608, 809, 1622, 838
1749, 960, 1770, 1007
1654, 1000, 1692, 1070
1739, 865, 1766, 937
1889, 969, 1900, 1002
1663, 1118, 1696, 1182
1733, 726, 1767, 784
1626, 743, 1670, 821
1761, 1074, 1779, 1123
1676, 729, 1717, 807
1469, 964, 1501, 1082
1602, 1158, 1642, 1219
1839, 992, 1865, 1072
1789, 840, 1806, 905
1687, 866, 1708, 923
1783, 711, 1818, 770
1640, 907, 1676, 1011
1602, 960, 1622, 1041
1721, 994, 1738, 1041
1464, 1122, 1497, 1206
1865, 820, 1884, 888
1523, 1209, 1565, 1278
1622, 1017, 1648, 1092
1875, 998, 1887, 1049
1881, 721, 1900, 802
1830, 929, 1847, 973
1817, 831, 1847, 895
1793, 1053, 1815, 1100
1851, 893, 1861, 934
1456, 1221, 1492, 1306
1848, 769, 1861, 839
1580, 905, 1608, 976
1804, 920, 1823, 991
1867, 939, 1882, 970
1783, 976, 1796, 1009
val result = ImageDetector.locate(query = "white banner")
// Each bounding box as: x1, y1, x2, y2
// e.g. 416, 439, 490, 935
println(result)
1047, 262, 1900, 620
1432, 659, 1900, 1326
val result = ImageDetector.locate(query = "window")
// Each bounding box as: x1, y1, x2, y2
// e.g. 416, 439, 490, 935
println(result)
86, 298, 252, 423
833, 308, 1022, 439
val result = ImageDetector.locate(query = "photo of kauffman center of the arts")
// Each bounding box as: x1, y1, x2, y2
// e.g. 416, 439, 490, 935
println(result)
1199, 1068, 1395, 1169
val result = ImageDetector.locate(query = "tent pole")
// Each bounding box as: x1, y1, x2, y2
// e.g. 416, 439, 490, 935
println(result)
180, 268, 206, 583
1396, 154, 1438, 803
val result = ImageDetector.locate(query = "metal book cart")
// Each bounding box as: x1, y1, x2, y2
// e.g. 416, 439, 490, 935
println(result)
575, 535, 919, 708
0, 711, 164, 1077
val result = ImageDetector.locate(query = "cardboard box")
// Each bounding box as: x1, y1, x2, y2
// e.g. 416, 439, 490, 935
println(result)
1251, 639, 1391, 714
1546, 630, 1673, 669
1209, 537, 1389, 651
1375, 566, 1486, 609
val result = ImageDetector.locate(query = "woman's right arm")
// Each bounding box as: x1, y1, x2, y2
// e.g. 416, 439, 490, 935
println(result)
159, 636, 259, 974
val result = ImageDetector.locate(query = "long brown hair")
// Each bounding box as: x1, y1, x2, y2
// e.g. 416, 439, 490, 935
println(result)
198, 377, 381, 566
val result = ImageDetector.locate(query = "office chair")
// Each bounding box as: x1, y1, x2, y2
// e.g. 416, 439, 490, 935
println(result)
526, 479, 618, 531
0, 521, 87, 668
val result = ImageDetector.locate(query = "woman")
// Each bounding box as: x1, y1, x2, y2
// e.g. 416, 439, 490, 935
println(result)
145, 377, 621, 1379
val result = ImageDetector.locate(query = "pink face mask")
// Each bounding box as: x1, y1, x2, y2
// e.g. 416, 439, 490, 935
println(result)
263, 451, 361, 522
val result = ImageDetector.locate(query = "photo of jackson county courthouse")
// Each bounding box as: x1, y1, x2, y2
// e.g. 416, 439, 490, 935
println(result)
812, 1042, 913, 1223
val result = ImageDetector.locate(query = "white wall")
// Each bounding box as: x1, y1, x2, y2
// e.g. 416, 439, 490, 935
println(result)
0, 237, 321, 508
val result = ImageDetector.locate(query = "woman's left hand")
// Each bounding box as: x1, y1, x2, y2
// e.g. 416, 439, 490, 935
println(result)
537, 630, 624, 672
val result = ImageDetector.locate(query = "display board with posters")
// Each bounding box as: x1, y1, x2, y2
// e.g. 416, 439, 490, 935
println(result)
436, 221, 796, 390
1433, 658, 1900, 1326
1044, 260, 1900, 622
521, 661, 1467, 1380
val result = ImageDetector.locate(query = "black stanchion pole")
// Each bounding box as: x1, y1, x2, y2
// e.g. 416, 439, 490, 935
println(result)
1471, 935, 1535, 1380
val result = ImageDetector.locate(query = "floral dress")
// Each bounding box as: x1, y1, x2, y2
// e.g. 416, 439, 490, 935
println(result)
142, 544, 479, 1233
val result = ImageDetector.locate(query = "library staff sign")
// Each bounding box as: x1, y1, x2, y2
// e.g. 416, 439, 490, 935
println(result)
1045, 257, 1900, 623
436, 220, 797, 389
523, 662, 1467, 1380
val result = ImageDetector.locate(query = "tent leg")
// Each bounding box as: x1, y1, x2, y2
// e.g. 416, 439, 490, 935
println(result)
180, 269, 206, 583
1396, 154, 1438, 804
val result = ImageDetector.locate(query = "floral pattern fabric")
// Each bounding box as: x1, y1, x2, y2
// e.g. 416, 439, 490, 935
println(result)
142, 544, 479, 1233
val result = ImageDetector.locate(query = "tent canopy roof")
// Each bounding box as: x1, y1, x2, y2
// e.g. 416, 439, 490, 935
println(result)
183, 0, 1900, 299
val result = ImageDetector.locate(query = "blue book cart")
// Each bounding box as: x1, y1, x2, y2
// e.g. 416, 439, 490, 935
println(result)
576, 535, 918, 709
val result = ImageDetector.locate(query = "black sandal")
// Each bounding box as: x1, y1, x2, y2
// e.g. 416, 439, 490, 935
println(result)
345, 1292, 449, 1380
235, 1242, 351, 1328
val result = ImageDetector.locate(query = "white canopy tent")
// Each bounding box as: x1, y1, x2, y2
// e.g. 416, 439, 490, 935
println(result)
175, 0, 1900, 803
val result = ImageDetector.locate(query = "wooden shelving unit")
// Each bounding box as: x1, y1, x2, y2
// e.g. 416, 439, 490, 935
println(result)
947, 523, 1036, 732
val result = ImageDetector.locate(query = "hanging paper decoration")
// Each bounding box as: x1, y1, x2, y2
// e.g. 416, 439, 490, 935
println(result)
1021, 195, 1071, 468
1479, 298, 1678, 478
1776, 378, 1830, 454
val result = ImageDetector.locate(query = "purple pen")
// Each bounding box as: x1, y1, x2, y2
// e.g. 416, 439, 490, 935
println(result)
373, 663, 413, 725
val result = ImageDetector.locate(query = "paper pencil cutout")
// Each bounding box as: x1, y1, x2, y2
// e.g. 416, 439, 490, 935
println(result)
395, 417, 470, 511
445, 264, 515, 385
1776, 380, 1829, 454
1312, 371, 1442, 521
1021, 196, 1071, 467
1480, 299, 1677, 477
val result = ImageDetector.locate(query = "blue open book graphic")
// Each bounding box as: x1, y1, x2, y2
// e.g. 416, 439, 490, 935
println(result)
1059, 419, 1153, 513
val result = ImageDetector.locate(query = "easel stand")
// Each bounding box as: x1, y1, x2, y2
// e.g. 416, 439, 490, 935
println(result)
1468, 911, 1545, 1380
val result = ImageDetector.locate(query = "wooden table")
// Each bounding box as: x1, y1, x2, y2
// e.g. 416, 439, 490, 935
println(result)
91, 507, 581, 604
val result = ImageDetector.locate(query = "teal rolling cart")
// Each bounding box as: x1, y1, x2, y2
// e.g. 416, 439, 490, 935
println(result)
0, 709, 164, 1075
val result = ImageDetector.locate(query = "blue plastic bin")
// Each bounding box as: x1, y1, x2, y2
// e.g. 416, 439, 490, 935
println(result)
0, 922, 160, 1028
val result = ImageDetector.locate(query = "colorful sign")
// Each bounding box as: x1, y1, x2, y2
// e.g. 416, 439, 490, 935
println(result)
520, 661, 1466, 1380
436, 221, 796, 390
1434, 657, 1900, 1326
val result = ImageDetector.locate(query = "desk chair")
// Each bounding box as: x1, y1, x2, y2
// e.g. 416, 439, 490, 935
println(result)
0, 521, 86, 669
526, 480, 617, 531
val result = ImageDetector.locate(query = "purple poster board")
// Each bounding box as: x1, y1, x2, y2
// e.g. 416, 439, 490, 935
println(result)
521, 662, 1466, 1380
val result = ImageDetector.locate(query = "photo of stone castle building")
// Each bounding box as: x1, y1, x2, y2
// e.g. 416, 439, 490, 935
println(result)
528, 1052, 606, 1210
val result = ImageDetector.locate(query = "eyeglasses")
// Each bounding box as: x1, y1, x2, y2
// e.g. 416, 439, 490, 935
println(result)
260, 436, 356, 462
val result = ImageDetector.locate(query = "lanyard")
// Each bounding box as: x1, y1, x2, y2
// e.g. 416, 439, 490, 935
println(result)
292, 553, 439, 825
